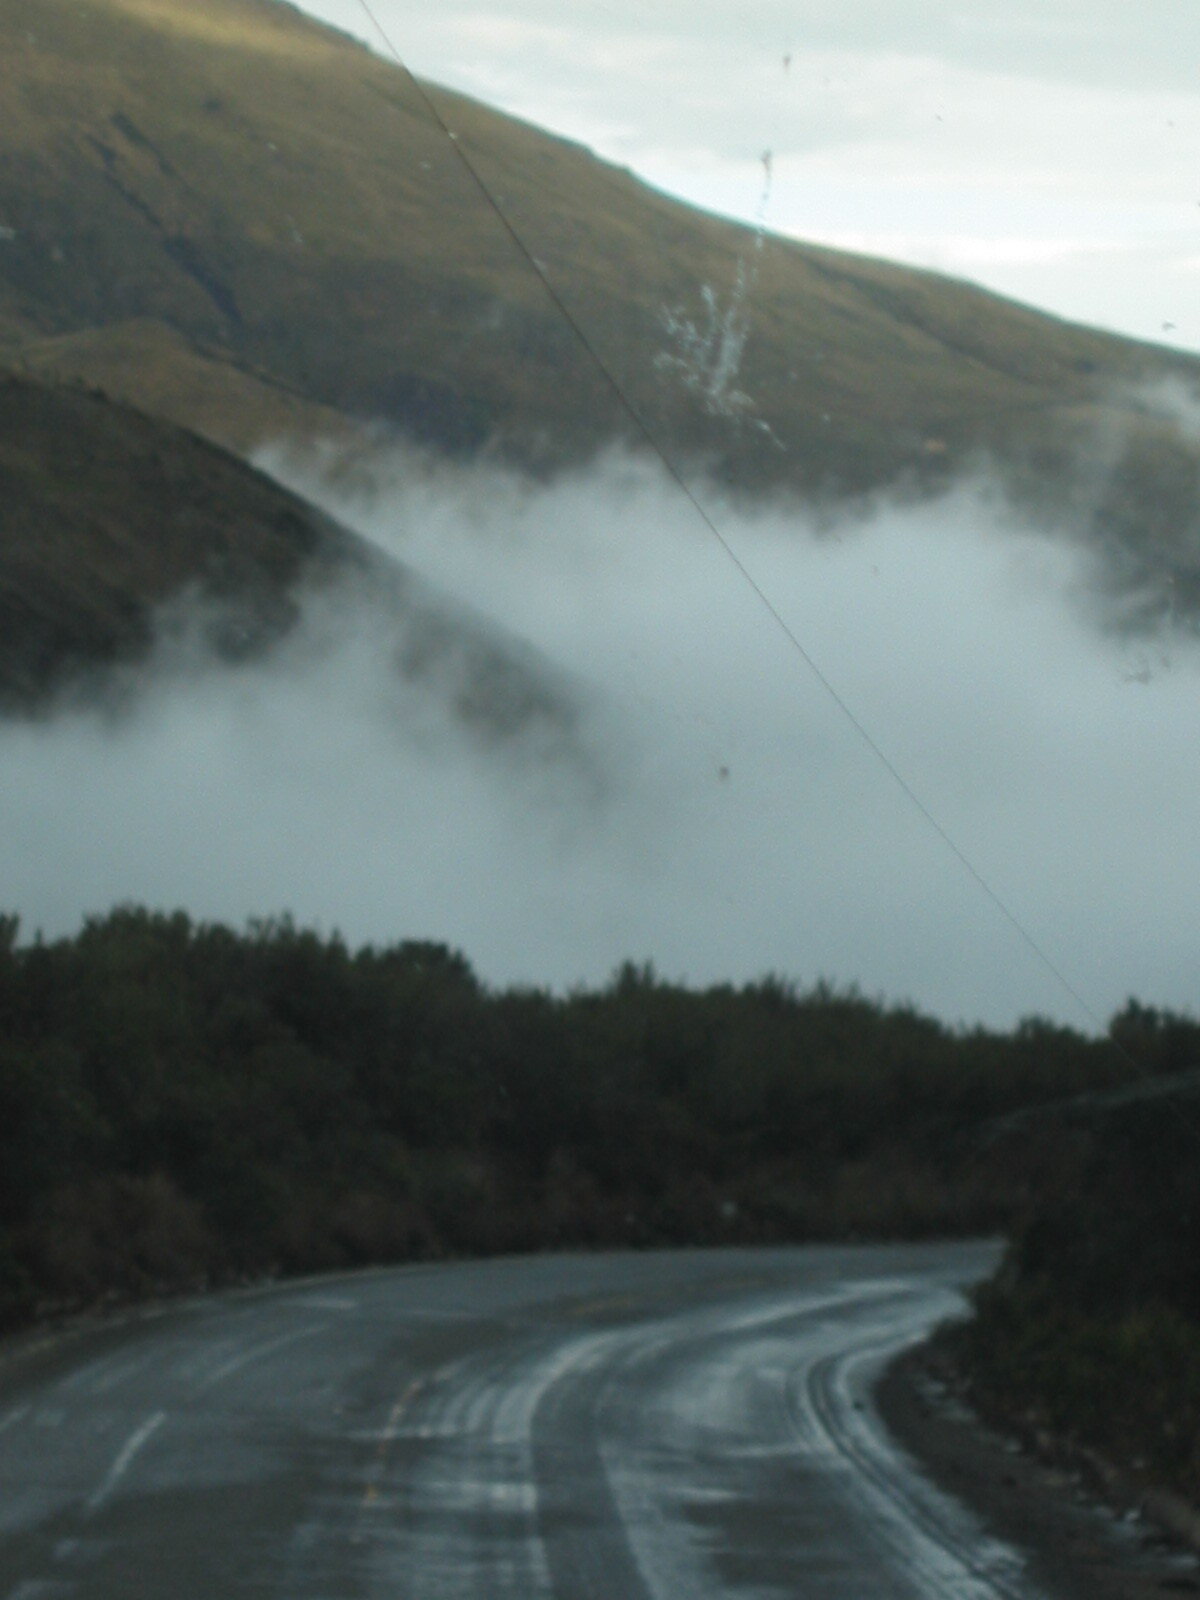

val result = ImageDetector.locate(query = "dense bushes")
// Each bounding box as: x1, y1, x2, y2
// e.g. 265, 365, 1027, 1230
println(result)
0, 906, 1194, 1330
959, 1288, 1200, 1495
950, 1075, 1200, 1497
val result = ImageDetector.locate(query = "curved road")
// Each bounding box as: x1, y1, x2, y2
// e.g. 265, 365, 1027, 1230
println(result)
0, 1241, 1049, 1600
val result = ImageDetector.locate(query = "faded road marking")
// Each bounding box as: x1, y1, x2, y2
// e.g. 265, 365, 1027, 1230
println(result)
85, 1411, 166, 1514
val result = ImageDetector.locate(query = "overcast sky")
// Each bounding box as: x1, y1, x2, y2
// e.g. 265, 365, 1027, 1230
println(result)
294, 0, 1200, 353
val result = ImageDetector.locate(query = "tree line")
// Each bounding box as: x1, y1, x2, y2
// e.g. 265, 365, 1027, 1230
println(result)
3, 904, 1194, 1333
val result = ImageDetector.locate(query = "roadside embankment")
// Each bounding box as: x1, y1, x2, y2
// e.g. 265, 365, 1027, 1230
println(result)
878, 1337, 1200, 1600
880, 1068, 1200, 1597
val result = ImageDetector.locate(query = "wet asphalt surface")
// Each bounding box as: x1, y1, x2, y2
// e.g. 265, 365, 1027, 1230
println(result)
0, 1239, 1073, 1600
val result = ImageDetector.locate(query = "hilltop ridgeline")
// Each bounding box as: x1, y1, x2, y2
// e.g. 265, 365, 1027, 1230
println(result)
3, 0, 1200, 672
2, 0, 1199, 514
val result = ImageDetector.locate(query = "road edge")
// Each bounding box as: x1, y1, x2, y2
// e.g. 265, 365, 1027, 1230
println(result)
875, 1338, 1200, 1600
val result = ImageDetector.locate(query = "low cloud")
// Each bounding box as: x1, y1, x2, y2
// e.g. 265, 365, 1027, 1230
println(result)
2, 447, 1197, 1030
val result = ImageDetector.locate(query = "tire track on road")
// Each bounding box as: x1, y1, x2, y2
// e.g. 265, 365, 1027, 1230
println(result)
797, 1303, 1049, 1599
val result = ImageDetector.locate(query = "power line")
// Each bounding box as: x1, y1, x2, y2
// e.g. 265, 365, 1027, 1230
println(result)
352, 0, 1115, 1041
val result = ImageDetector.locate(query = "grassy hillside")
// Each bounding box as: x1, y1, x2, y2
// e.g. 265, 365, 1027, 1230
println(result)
0, 371, 347, 706
5, 0, 1200, 697
0, 370, 583, 738
4, 0, 1200, 513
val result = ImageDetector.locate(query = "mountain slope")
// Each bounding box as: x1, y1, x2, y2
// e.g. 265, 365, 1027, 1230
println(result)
0, 370, 333, 705
0, 371, 585, 745
4, 0, 1200, 508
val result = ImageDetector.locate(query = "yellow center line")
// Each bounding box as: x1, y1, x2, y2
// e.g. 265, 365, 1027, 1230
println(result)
352, 1378, 425, 1536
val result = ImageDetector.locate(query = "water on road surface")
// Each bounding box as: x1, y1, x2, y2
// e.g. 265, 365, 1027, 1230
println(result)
0, 1241, 1050, 1599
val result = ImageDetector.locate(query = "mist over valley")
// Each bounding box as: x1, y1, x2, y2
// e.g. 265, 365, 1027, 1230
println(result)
5, 434, 1198, 1030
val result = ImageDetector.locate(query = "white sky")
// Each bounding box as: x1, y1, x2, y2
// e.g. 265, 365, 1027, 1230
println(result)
292, 1, 1200, 354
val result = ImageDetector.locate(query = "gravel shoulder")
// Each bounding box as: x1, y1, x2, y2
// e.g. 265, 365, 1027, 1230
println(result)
876, 1340, 1200, 1599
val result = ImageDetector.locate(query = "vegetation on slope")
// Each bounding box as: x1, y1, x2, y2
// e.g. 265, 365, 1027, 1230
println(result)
0, 370, 351, 706
948, 1049, 1200, 1501
0, 904, 1187, 1330
3, 0, 1200, 683
4, 0, 1200, 519
0, 370, 585, 744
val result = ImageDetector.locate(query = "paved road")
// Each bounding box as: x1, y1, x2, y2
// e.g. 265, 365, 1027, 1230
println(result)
0, 1240, 1048, 1600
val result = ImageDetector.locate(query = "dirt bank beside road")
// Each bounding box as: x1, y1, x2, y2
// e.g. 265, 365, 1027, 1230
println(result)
877, 1342, 1200, 1599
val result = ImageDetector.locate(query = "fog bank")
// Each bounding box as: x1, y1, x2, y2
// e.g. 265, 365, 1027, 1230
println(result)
3, 450, 1195, 1030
